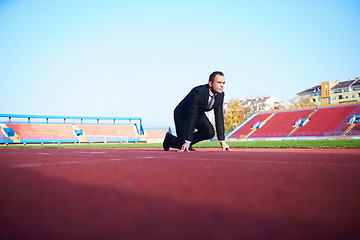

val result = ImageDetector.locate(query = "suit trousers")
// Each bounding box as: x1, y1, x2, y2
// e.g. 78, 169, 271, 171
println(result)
174, 112, 215, 147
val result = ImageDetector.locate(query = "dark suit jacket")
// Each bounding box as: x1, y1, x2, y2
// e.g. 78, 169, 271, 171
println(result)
174, 84, 225, 141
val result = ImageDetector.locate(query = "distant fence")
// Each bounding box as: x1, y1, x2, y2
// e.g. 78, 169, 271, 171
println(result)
80, 135, 137, 144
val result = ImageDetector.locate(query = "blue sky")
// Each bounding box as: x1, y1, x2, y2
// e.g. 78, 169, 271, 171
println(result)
1, 0, 359, 128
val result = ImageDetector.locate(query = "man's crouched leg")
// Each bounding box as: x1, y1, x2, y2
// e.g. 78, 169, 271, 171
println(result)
163, 132, 182, 151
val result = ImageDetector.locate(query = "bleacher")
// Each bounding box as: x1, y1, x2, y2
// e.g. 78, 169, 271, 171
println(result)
227, 104, 360, 140
229, 113, 273, 139
78, 124, 140, 143
291, 105, 358, 137
0, 114, 144, 144
250, 109, 314, 138
6, 123, 76, 143
144, 128, 172, 143
348, 124, 360, 136
0, 129, 12, 144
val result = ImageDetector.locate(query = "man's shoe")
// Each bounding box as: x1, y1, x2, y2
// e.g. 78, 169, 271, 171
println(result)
188, 146, 195, 151
163, 132, 171, 151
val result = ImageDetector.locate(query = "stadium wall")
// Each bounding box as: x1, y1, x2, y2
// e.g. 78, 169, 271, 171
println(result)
144, 127, 172, 143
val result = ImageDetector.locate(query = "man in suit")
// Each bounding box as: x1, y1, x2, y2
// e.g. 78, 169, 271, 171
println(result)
163, 71, 231, 152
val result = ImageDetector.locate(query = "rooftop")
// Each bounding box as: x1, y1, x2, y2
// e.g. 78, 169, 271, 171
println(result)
297, 77, 360, 95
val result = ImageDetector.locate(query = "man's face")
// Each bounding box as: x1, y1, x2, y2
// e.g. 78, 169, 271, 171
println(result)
209, 74, 225, 93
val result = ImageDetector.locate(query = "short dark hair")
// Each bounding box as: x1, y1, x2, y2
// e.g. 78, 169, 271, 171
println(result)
209, 71, 224, 82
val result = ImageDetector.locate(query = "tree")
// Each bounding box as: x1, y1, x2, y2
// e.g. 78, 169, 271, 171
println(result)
224, 98, 249, 133
289, 96, 317, 108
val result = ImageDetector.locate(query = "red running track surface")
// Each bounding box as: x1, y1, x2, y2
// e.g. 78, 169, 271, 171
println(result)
1, 148, 360, 240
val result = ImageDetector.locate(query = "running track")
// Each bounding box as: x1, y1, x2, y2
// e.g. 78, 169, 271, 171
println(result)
1, 148, 360, 240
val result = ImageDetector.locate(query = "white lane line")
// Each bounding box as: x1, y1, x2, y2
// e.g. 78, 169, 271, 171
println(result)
1, 156, 359, 169
0, 158, 128, 169
241, 159, 360, 168
77, 151, 107, 154
1, 155, 160, 169
179, 157, 360, 168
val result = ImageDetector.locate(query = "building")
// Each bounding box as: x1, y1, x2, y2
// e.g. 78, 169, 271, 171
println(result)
297, 77, 360, 106
239, 96, 286, 112
208, 96, 285, 124
206, 96, 285, 137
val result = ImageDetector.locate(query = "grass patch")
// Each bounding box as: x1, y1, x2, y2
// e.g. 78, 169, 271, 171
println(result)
1, 139, 360, 149
195, 139, 360, 149
0, 142, 162, 149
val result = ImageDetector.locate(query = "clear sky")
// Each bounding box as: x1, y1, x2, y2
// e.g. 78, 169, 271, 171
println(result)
1, 0, 359, 128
